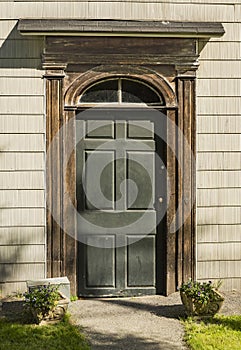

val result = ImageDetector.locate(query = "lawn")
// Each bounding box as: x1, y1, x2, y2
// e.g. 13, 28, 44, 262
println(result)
0, 316, 91, 350
183, 315, 241, 350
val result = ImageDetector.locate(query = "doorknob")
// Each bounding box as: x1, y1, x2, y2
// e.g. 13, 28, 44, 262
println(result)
158, 197, 163, 203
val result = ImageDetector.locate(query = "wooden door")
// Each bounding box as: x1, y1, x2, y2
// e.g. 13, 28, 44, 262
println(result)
76, 108, 166, 296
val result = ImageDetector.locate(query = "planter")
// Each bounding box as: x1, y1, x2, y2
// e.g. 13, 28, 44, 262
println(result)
180, 290, 224, 317
31, 292, 69, 325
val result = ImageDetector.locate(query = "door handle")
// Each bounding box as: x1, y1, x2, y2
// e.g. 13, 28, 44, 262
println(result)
158, 197, 163, 203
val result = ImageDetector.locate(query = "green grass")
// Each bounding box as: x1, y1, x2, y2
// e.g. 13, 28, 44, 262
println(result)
183, 315, 241, 350
0, 316, 90, 350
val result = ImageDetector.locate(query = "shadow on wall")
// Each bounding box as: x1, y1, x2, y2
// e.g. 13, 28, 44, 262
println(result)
0, 22, 43, 69
0, 227, 45, 296
0, 241, 22, 296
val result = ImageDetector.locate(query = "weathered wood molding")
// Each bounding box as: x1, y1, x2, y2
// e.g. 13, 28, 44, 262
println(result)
18, 19, 225, 38
45, 67, 77, 294
176, 75, 196, 288
175, 63, 199, 78
43, 68, 66, 78
45, 69, 65, 280
64, 65, 177, 108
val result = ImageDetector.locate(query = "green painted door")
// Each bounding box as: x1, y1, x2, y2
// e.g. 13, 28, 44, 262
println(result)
76, 108, 166, 296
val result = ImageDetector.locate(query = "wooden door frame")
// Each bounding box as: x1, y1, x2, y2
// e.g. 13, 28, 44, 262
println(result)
16, 20, 224, 295
45, 63, 196, 296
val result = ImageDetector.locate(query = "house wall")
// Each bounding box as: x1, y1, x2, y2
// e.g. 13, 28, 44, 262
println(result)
0, 0, 240, 295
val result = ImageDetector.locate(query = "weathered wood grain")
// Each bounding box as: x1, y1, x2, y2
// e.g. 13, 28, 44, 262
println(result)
0, 134, 44, 151
0, 39, 43, 58
0, 281, 28, 296
0, 77, 44, 95
45, 71, 65, 281
197, 153, 241, 170
0, 20, 19, 39
198, 61, 241, 78
0, 227, 45, 245
0, 245, 45, 263
0, 263, 45, 282
0, 2, 235, 21
0, 189, 45, 207
0, 115, 45, 133
0, 171, 44, 189
197, 261, 241, 279
199, 41, 241, 60
197, 79, 241, 97
197, 171, 241, 188
198, 242, 241, 261
0, 65, 43, 76
197, 97, 241, 115
214, 22, 241, 41
0, 96, 44, 114
197, 134, 241, 151
197, 116, 241, 133
0, 208, 45, 226
197, 207, 241, 225
44, 36, 198, 67
197, 225, 241, 243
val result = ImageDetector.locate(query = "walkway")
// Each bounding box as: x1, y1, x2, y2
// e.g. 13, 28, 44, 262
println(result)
69, 293, 188, 350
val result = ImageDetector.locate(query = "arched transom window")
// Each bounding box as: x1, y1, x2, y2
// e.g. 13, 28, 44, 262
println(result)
79, 78, 165, 106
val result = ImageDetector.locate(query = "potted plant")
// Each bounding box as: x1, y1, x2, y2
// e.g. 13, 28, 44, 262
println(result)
179, 279, 224, 317
24, 284, 69, 325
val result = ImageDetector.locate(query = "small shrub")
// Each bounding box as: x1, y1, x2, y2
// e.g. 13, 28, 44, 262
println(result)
179, 279, 222, 305
24, 284, 60, 319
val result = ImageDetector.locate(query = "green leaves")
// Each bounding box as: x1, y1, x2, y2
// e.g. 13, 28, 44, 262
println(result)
180, 279, 222, 304
24, 284, 60, 317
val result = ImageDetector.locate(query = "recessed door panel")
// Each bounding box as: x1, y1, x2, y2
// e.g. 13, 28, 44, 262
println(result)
85, 236, 116, 288
127, 236, 155, 287
84, 150, 115, 210
127, 152, 155, 210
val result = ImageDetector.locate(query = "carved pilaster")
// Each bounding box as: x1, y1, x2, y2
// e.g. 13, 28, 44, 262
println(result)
45, 69, 65, 279
176, 70, 197, 287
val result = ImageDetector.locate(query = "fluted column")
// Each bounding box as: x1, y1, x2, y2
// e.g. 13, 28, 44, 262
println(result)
45, 68, 65, 279
176, 65, 197, 287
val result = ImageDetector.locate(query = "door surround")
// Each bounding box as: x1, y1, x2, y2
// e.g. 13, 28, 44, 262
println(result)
17, 19, 224, 295
48, 63, 195, 296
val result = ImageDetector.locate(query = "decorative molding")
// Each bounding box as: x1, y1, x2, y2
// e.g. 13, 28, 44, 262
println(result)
175, 62, 199, 78
43, 69, 66, 79
65, 65, 177, 108
17, 19, 225, 38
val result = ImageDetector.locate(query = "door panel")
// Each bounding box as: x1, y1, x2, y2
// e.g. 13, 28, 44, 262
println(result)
127, 151, 154, 209
127, 236, 155, 287
86, 236, 116, 288
77, 108, 165, 296
86, 120, 115, 139
85, 151, 115, 210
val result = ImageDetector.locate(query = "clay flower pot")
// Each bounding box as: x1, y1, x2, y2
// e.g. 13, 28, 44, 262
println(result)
179, 279, 224, 317
180, 289, 224, 317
